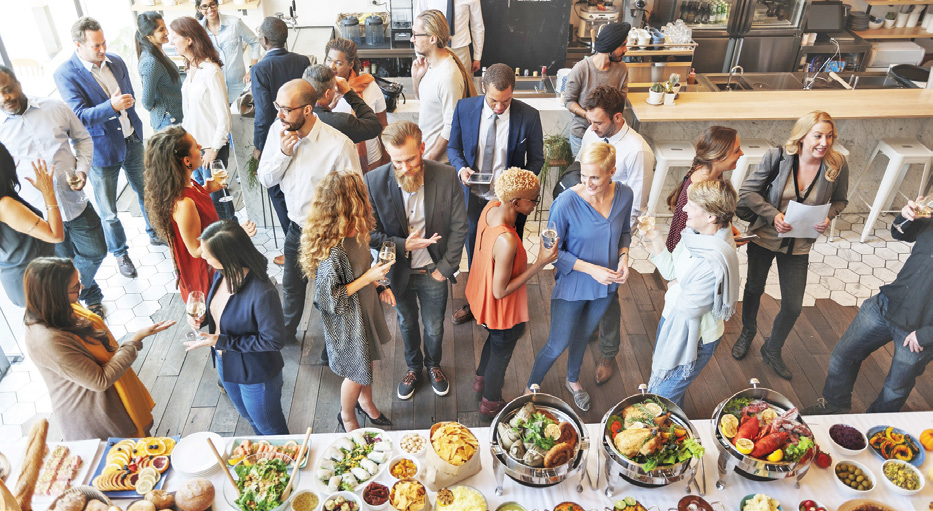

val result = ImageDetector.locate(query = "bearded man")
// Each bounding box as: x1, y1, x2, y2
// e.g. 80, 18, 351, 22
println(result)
364, 120, 467, 400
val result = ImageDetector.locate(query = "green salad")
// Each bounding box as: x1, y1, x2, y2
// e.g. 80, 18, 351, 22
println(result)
235, 458, 290, 511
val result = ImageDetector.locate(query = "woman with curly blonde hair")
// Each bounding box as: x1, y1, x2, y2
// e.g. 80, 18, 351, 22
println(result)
300, 170, 394, 432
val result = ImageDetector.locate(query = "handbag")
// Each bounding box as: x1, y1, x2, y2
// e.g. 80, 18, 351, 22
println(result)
233, 89, 254, 118
735, 148, 783, 223
374, 76, 405, 113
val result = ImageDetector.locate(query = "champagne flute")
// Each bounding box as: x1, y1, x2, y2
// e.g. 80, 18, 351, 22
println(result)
541, 221, 558, 249
894, 196, 933, 233
185, 291, 206, 341
210, 160, 233, 203
378, 241, 396, 286
63, 169, 89, 203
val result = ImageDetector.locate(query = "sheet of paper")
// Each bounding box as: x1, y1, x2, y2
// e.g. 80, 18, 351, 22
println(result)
779, 201, 831, 238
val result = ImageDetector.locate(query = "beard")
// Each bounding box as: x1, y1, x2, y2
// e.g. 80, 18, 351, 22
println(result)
281, 116, 305, 132
394, 164, 424, 193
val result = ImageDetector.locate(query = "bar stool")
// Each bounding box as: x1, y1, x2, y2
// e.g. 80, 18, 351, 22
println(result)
729, 138, 771, 191
851, 139, 932, 242
646, 141, 694, 217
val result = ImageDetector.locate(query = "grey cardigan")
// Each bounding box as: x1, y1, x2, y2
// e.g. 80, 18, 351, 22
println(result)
738, 147, 849, 237
138, 51, 184, 129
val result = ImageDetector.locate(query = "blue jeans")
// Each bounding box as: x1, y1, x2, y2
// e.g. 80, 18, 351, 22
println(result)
55, 206, 107, 305
647, 317, 722, 409
216, 353, 289, 435
88, 134, 156, 256
191, 144, 235, 220
527, 295, 614, 386
569, 133, 583, 158
823, 293, 933, 413
151, 113, 180, 131
395, 271, 449, 371
476, 322, 526, 402
268, 185, 291, 237
282, 223, 307, 340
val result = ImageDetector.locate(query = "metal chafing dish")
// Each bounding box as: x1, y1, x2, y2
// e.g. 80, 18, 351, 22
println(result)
489, 385, 590, 495
711, 378, 812, 489
598, 384, 705, 497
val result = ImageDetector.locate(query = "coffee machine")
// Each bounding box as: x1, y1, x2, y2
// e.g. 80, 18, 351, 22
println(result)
575, 3, 622, 42
391, 0, 414, 48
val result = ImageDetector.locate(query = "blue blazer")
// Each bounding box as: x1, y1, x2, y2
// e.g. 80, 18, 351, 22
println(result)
53, 53, 144, 167
250, 48, 311, 152
206, 271, 286, 385
447, 96, 545, 175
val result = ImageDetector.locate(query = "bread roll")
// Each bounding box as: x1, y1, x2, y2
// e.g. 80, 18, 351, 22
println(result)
175, 479, 214, 511
13, 419, 48, 511
84, 500, 110, 511
53, 492, 86, 511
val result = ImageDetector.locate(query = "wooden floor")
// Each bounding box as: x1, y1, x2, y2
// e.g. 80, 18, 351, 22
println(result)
137, 269, 933, 438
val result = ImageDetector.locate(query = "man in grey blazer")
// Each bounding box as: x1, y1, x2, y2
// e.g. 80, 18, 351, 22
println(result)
364, 121, 467, 401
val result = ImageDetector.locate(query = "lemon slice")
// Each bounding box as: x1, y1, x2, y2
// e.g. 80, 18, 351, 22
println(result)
139, 467, 159, 481
767, 449, 783, 462
544, 423, 562, 440
760, 408, 777, 425
103, 463, 123, 474
628, 421, 646, 429
645, 403, 663, 416
161, 437, 176, 454
735, 438, 754, 455
135, 477, 155, 495
719, 414, 739, 439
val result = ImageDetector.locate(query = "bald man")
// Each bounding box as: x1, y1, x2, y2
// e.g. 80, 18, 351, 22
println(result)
257, 79, 361, 342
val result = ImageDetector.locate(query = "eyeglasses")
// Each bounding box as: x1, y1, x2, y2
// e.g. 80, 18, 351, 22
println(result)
273, 102, 309, 114
515, 196, 541, 205
199, 2, 219, 11
410, 33, 430, 38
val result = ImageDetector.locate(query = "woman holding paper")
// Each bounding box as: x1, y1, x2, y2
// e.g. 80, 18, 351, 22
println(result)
731, 111, 849, 380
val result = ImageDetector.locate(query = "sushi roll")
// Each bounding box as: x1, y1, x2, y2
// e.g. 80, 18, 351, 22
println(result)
372, 440, 392, 452
342, 472, 359, 489
324, 447, 343, 462
350, 466, 371, 482
367, 450, 388, 464
359, 458, 379, 475
327, 474, 342, 492
320, 458, 336, 471
334, 438, 355, 452
350, 430, 367, 446
315, 468, 334, 482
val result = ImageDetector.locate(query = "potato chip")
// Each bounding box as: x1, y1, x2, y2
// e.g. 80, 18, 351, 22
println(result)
431, 423, 479, 467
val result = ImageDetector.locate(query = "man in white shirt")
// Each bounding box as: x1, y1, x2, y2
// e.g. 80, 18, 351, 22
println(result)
257, 79, 361, 343
0, 66, 108, 316
578, 85, 654, 386
415, 0, 485, 72
411, 9, 471, 163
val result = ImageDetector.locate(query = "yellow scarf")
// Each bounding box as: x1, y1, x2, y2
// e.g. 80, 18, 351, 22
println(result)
72, 304, 154, 437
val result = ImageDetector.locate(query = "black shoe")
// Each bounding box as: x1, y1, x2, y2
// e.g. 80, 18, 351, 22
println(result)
336, 412, 345, 432
217, 379, 227, 394
116, 254, 137, 278
761, 346, 793, 380
397, 370, 422, 400
801, 398, 849, 416
320, 347, 329, 364
149, 236, 167, 247
86, 303, 105, 318
732, 329, 755, 360
355, 403, 392, 426
429, 367, 449, 396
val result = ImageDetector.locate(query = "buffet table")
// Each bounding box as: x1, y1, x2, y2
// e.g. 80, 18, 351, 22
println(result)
4, 411, 931, 511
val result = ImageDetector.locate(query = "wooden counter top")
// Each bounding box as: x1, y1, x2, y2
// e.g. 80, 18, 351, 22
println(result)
629, 89, 933, 122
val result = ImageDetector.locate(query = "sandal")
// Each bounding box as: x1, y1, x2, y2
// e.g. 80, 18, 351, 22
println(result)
564, 379, 590, 411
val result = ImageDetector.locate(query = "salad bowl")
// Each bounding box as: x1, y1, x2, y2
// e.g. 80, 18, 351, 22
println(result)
223, 453, 299, 511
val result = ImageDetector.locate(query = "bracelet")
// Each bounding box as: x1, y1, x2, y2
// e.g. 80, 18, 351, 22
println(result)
46, 204, 60, 209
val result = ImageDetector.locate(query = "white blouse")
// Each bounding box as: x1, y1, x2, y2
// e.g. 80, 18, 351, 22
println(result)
181, 61, 232, 150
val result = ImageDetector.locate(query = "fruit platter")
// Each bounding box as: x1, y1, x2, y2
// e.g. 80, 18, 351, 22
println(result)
865, 426, 925, 467
599, 384, 704, 493
227, 438, 310, 468
90, 436, 177, 497
711, 379, 814, 489
314, 428, 393, 493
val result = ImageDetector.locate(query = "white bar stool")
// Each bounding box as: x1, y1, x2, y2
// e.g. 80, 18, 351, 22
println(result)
729, 138, 771, 191
851, 139, 932, 242
646, 141, 694, 216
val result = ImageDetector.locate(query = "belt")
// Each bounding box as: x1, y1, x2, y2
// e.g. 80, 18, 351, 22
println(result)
411, 265, 436, 275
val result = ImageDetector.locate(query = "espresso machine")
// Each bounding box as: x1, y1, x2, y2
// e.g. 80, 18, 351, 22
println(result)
575, 2, 622, 43
391, 0, 414, 48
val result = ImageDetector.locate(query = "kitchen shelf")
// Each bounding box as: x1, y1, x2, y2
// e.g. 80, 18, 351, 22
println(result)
864, 0, 933, 5
852, 27, 933, 39
131, 0, 260, 12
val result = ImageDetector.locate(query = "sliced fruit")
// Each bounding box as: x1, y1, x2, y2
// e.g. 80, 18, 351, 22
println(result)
767, 449, 784, 462
161, 437, 176, 454
719, 414, 739, 439
645, 403, 663, 416
760, 408, 777, 425
103, 462, 123, 474
544, 423, 562, 440
628, 421, 646, 430
139, 467, 159, 481
135, 477, 154, 494
735, 438, 755, 455
145, 438, 167, 456
150, 455, 170, 473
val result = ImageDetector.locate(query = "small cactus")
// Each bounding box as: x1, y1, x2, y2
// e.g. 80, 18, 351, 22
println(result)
668, 73, 681, 86
650, 83, 665, 93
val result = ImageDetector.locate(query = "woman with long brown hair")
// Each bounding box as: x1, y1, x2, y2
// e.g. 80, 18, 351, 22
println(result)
136, 11, 183, 130
733, 111, 849, 380
665, 126, 744, 251
168, 16, 235, 220
23, 257, 173, 440
144, 126, 254, 302
300, 170, 394, 432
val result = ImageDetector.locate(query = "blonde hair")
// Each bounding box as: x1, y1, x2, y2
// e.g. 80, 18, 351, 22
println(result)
416, 9, 477, 98
381, 120, 422, 149
579, 142, 616, 175
785, 110, 843, 182
299, 170, 374, 275
686, 179, 737, 227
495, 167, 539, 202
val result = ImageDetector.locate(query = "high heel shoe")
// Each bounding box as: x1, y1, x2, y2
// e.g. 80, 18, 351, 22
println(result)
355, 403, 393, 426
336, 412, 346, 432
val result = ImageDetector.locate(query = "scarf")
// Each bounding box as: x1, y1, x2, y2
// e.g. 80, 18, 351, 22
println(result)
72, 304, 154, 437
651, 226, 739, 380
348, 69, 375, 96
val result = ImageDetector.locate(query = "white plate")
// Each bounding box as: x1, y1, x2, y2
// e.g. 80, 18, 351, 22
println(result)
315, 428, 393, 493
5, 439, 100, 508
645, 97, 663, 106
171, 431, 225, 475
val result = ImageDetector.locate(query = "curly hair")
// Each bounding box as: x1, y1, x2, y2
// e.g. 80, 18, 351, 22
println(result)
495, 167, 539, 203
299, 170, 375, 276
785, 110, 843, 182
325, 37, 361, 75
144, 126, 195, 252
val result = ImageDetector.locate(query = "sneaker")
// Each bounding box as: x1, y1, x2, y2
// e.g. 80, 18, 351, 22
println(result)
732, 328, 755, 360
149, 236, 167, 247
761, 346, 793, 380
479, 397, 506, 417
801, 397, 849, 416
86, 303, 105, 318
452, 304, 474, 324
397, 370, 422, 400
429, 367, 449, 396
116, 254, 137, 278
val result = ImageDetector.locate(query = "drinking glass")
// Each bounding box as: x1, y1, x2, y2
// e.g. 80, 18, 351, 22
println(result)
378, 241, 396, 285
542, 221, 558, 249
185, 291, 206, 341
894, 196, 933, 233
210, 160, 233, 203
63, 169, 89, 203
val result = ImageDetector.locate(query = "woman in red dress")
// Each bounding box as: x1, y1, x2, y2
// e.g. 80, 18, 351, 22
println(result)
144, 126, 255, 301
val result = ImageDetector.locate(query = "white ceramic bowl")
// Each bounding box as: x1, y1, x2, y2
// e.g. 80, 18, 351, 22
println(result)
833, 459, 876, 495
390, 479, 431, 511
361, 481, 390, 510
880, 459, 925, 496
387, 454, 421, 480
828, 423, 868, 457
398, 432, 428, 458
323, 491, 362, 511
289, 489, 322, 511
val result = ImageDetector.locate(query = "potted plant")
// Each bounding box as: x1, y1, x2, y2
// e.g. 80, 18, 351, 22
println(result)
648, 83, 665, 104
668, 73, 682, 94
663, 82, 677, 105
884, 11, 897, 28
542, 134, 573, 202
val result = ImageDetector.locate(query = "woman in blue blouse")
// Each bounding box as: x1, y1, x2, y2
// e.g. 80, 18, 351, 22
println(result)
526, 142, 633, 411
196, 0, 261, 103
184, 219, 288, 435
136, 12, 183, 130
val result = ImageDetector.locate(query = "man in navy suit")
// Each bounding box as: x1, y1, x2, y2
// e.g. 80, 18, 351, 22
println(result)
251, 17, 311, 266
447, 63, 544, 324
54, 17, 155, 278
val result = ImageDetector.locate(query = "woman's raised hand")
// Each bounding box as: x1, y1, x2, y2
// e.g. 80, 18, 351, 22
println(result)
26, 159, 56, 198
535, 238, 559, 266
364, 260, 394, 285
773, 213, 792, 233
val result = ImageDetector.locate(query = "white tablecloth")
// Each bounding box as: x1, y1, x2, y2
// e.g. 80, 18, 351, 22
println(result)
5, 411, 932, 511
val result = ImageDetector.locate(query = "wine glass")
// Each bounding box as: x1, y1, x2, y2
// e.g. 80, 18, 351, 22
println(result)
378, 241, 396, 286
210, 160, 233, 203
894, 196, 933, 233
63, 169, 89, 203
185, 291, 206, 341
541, 221, 558, 249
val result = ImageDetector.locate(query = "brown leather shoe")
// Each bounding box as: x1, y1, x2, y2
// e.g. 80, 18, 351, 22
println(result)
473, 375, 485, 394
595, 356, 615, 386
452, 304, 474, 324
479, 397, 506, 417
273, 254, 285, 266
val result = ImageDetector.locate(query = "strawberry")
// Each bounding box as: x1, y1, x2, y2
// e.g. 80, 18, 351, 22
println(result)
813, 447, 832, 469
